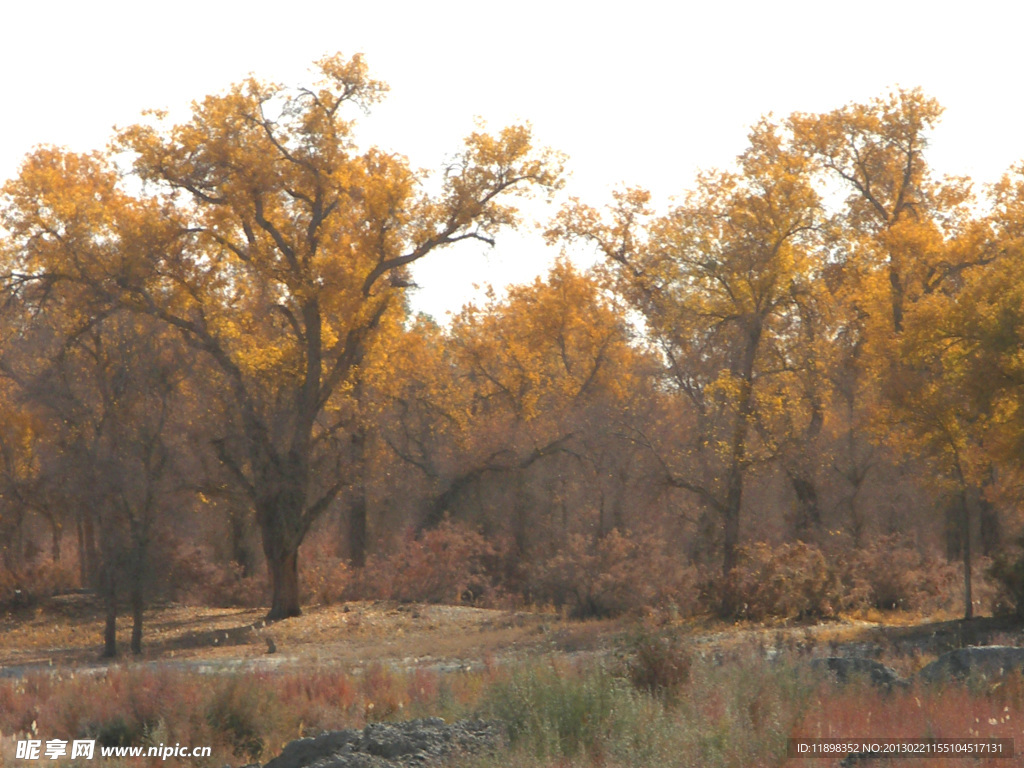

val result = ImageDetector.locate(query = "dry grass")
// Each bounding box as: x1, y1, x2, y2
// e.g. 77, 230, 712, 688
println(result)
3, 597, 1024, 768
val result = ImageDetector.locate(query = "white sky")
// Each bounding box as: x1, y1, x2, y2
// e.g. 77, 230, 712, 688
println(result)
2, 1, 1022, 321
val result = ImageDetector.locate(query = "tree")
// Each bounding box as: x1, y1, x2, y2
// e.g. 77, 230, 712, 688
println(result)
551, 122, 825, 579
1, 54, 563, 620
376, 260, 650, 553
791, 89, 994, 618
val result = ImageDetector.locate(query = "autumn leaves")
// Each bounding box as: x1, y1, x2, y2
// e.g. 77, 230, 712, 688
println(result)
2, 56, 1023, 628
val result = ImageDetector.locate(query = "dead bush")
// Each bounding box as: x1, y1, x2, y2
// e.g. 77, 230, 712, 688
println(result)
531, 529, 700, 619
0, 559, 79, 610
625, 627, 692, 702
164, 541, 267, 608
987, 535, 1024, 618
715, 541, 842, 621
299, 527, 351, 606
840, 534, 959, 613
350, 520, 503, 605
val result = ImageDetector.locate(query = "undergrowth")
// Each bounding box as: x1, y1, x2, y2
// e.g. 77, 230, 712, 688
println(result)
3, 637, 1024, 767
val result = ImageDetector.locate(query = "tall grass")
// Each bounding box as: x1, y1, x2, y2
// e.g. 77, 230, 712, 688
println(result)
3, 647, 1023, 767
472, 653, 816, 768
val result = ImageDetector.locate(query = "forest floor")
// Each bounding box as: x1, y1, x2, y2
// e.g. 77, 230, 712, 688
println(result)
3, 594, 1024, 679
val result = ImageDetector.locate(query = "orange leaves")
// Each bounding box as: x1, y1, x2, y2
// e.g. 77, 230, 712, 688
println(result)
451, 259, 639, 423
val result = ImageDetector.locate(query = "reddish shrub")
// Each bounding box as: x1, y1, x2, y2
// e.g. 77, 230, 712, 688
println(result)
626, 627, 692, 702
531, 529, 700, 618
0, 559, 78, 610
715, 541, 842, 621
163, 541, 268, 608
351, 520, 503, 605
988, 534, 1024, 617
299, 527, 351, 606
839, 534, 959, 613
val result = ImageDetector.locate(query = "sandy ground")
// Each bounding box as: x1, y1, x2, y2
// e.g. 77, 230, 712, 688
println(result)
0, 596, 618, 676
3, 593, 1022, 680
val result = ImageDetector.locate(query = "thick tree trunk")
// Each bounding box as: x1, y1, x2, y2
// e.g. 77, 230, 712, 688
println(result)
720, 316, 761, 581
257, 459, 312, 621
265, 548, 301, 621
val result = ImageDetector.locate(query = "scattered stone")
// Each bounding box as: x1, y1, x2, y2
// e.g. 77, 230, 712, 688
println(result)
917, 646, 1024, 683
809, 657, 906, 689
262, 718, 506, 768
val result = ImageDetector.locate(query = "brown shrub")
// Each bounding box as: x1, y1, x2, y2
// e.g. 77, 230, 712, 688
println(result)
299, 527, 351, 606
988, 534, 1024, 618
715, 541, 842, 621
0, 559, 78, 610
350, 520, 504, 605
530, 529, 700, 618
839, 534, 959, 613
625, 627, 692, 702
163, 541, 267, 608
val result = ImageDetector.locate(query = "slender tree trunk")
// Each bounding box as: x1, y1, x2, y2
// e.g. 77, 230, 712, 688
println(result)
102, 570, 117, 658
77, 517, 86, 584
49, 517, 62, 563
348, 493, 367, 569
228, 508, 255, 578
722, 469, 742, 576
789, 469, 821, 539
960, 489, 973, 621
977, 491, 1000, 557
131, 581, 144, 655
348, 428, 368, 568
82, 511, 99, 587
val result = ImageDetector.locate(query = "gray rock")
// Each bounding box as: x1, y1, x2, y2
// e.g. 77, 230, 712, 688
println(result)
263, 718, 506, 768
809, 657, 906, 689
917, 645, 1024, 683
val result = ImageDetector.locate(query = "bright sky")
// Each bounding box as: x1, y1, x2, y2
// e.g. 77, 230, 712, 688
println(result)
2, 1, 1022, 321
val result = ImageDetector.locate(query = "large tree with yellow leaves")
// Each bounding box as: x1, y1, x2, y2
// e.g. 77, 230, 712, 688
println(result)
1, 54, 562, 619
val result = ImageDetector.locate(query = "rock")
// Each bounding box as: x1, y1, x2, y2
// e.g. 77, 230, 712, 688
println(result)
809, 657, 906, 689
917, 646, 1024, 683
263, 718, 506, 768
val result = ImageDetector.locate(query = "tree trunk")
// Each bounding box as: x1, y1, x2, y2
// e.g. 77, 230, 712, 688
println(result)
81, 510, 99, 587
348, 493, 367, 569
131, 582, 144, 655
977, 491, 1000, 557
960, 489, 973, 621
722, 469, 742, 577
265, 548, 301, 620
720, 316, 761, 580
228, 508, 256, 578
789, 469, 821, 539
102, 577, 117, 658
49, 517, 62, 563
256, 461, 312, 621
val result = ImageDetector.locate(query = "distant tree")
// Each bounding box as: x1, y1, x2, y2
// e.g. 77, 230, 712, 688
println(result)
552, 122, 826, 580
